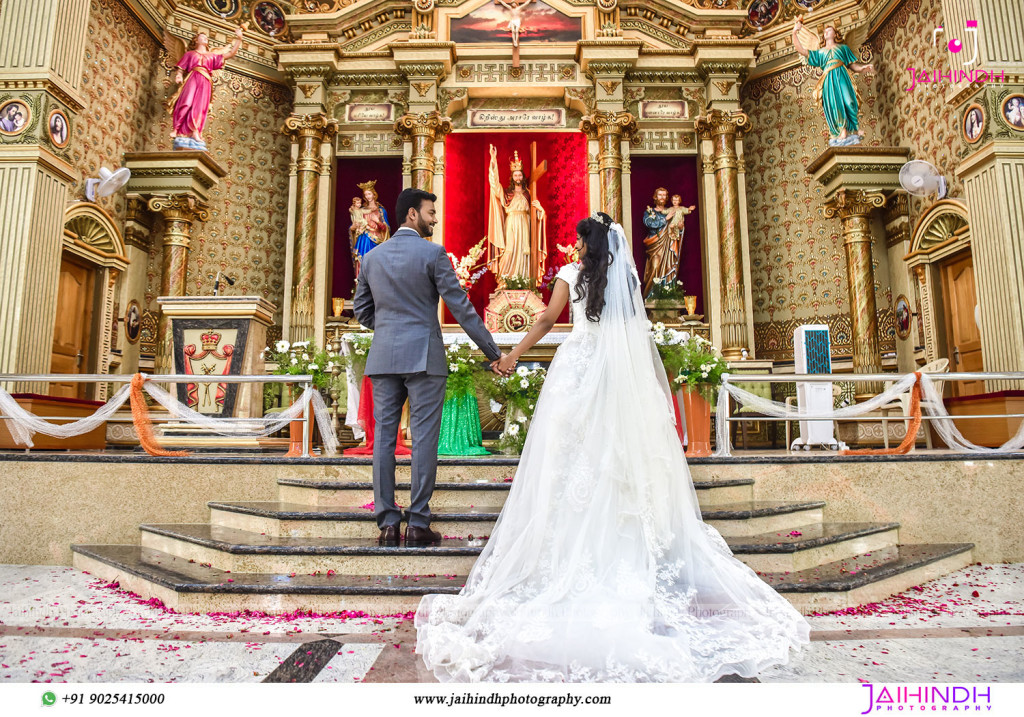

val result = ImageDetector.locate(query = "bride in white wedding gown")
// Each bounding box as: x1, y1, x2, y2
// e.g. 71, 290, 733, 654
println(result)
415, 212, 810, 682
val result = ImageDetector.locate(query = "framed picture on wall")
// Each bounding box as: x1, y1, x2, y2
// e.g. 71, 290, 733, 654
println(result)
894, 294, 912, 341
1001, 94, 1024, 131
252, 1, 286, 36
124, 300, 142, 345
0, 99, 30, 136
47, 108, 70, 149
963, 103, 985, 143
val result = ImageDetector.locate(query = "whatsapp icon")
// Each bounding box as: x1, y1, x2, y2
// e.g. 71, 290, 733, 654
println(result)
42, 691, 57, 706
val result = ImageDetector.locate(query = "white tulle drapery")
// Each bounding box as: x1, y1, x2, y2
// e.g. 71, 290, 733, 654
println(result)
714, 372, 1024, 456
0, 378, 337, 456
919, 374, 1024, 452
0, 385, 132, 448
415, 222, 811, 683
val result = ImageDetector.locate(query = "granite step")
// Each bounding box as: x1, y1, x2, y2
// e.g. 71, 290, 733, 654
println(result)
208, 501, 500, 539
759, 542, 975, 613
71, 544, 455, 615
727, 521, 901, 573
702, 500, 826, 537
139, 523, 482, 575
70, 540, 974, 617
276, 477, 756, 508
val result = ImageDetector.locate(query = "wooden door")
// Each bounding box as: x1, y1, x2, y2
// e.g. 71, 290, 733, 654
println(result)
941, 252, 984, 397
49, 254, 95, 399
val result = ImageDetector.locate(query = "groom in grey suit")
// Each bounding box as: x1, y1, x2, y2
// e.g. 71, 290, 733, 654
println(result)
353, 188, 506, 546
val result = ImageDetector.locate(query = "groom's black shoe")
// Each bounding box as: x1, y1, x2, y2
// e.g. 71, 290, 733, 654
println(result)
378, 525, 400, 546
404, 525, 442, 546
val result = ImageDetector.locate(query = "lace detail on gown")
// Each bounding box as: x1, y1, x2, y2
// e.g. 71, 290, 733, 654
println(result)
415, 257, 810, 683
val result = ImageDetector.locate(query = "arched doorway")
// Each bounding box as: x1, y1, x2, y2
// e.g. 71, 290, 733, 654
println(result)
905, 199, 982, 396
51, 203, 128, 400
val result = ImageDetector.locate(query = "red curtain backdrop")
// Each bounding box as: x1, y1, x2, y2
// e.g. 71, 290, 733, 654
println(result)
442, 131, 589, 324
332, 157, 404, 302
628, 156, 704, 315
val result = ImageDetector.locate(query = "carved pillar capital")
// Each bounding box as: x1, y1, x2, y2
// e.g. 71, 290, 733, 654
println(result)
282, 113, 339, 143
394, 111, 453, 141
578, 110, 637, 141
822, 189, 887, 225
694, 109, 750, 141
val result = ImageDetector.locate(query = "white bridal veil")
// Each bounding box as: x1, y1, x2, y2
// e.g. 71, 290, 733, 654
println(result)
415, 220, 810, 682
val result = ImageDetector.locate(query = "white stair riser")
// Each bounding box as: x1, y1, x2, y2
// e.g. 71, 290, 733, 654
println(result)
209, 508, 496, 539
140, 530, 478, 575
706, 509, 824, 537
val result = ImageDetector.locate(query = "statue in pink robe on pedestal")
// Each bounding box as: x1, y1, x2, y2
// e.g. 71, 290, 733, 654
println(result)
166, 25, 245, 151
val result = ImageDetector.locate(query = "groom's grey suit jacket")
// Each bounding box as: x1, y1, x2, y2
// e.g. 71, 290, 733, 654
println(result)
353, 227, 501, 374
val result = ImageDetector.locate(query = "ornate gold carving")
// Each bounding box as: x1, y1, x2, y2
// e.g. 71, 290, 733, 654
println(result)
147, 194, 210, 223
712, 80, 736, 95
694, 109, 750, 140
822, 189, 887, 222
579, 110, 638, 141
282, 113, 339, 141
597, 80, 621, 95
439, 87, 467, 114
586, 61, 633, 77
410, 81, 433, 97
701, 153, 715, 174
297, 83, 319, 99
394, 111, 453, 140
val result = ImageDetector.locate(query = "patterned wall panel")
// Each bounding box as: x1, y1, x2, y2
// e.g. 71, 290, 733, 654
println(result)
742, 0, 956, 360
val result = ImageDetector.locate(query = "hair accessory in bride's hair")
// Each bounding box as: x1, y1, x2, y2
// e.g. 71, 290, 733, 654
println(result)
589, 211, 611, 228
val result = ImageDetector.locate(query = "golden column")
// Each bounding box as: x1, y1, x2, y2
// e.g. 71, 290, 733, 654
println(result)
394, 111, 452, 192
695, 109, 751, 359
148, 194, 209, 374
579, 110, 637, 223
283, 113, 337, 342
823, 189, 886, 380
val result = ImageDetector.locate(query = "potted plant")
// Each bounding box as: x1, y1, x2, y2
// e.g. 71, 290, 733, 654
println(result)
263, 338, 334, 456
644, 277, 687, 323
661, 332, 727, 457
483, 365, 546, 454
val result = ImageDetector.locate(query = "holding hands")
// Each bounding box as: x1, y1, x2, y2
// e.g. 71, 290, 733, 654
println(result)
491, 352, 517, 377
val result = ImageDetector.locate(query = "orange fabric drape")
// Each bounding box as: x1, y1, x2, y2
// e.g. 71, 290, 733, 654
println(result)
840, 372, 922, 456
129, 373, 188, 457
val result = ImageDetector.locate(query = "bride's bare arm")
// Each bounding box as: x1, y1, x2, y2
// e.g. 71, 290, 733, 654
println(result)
497, 278, 570, 373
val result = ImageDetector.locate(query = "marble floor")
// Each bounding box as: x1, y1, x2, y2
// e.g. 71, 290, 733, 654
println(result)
0, 563, 1021, 683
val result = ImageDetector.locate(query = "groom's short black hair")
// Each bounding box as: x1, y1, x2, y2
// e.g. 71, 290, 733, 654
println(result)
396, 188, 437, 224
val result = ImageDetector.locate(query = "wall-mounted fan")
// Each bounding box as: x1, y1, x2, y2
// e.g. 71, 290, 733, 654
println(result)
85, 166, 131, 202
899, 160, 947, 199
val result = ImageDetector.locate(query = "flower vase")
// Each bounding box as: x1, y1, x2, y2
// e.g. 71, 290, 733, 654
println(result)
285, 416, 314, 457
680, 385, 712, 457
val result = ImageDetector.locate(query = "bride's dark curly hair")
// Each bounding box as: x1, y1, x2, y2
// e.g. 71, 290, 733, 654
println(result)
574, 212, 614, 322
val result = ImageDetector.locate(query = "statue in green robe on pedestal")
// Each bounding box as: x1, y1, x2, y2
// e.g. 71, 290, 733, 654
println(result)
793, 18, 875, 147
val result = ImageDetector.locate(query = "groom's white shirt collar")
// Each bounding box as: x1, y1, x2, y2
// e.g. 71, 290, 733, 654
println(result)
392, 226, 424, 239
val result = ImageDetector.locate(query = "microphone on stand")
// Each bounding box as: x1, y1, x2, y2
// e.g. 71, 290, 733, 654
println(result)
214, 271, 236, 296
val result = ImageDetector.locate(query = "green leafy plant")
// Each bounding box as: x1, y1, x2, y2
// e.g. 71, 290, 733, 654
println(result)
658, 330, 728, 403
444, 339, 485, 400
502, 274, 539, 292
262, 338, 336, 395
645, 277, 686, 305
484, 366, 546, 453
337, 333, 373, 373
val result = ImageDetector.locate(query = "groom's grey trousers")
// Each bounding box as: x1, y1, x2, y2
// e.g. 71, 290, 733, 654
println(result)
352, 226, 500, 531
370, 373, 446, 529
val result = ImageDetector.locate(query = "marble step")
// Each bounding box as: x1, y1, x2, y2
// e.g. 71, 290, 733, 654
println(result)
759, 542, 975, 614
728, 522, 901, 573
276, 477, 756, 508
139, 524, 482, 575
70, 540, 974, 617
334, 459, 519, 484
208, 501, 500, 539
702, 500, 826, 537
71, 544, 454, 615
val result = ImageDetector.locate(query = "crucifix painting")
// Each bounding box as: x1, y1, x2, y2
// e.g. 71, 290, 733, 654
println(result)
486, 142, 548, 288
